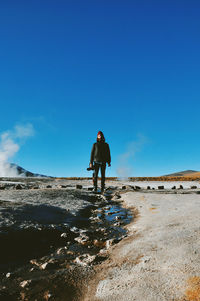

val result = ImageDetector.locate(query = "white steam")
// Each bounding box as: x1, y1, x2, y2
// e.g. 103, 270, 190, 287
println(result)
0, 124, 34, 177
116, 135, 147, 179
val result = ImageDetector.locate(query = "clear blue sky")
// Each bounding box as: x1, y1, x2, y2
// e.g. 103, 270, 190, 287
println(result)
0, 0, 200, 177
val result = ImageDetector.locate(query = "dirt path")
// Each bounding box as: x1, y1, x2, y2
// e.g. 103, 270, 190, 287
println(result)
83, 191, 200, 301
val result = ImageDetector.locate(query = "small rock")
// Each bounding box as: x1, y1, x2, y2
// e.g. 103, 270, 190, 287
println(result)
179, 185, 183, 189
74, 254, 96, 266
99, 248, 108, 255
106, 239, 114, 249
98, 227, 106, 233
74, 234, 89, 245
15, 184, 23, 190
6, 273, 11, 278
30, 259, 40, 266
89, 216, 100, 222
113, 222, 121, 226
114, 193, 121, 199
135, 186, 141, 190
44, 291, 52, 301
0, 185, 5, 190
60, 185, 67, 188
122, 186, 126, 190
57, 247, 68, 255
40, 260, 59, 270
141, 256, 151, 264
88, 187, 93, 191
79, 229, 87, 234
33, 186, 39, 189
46, 185, 52, 188
191, 186, 197, 189
158, 186, 164, 189
76, 184, 82, 189
172, 186, 176, 190
40, 262, 49, 270
61, 233, 68, 238
147, 186, 151, 190
70, 226, 80, 233
93, 239, 106, 248
20, 280, 31, 288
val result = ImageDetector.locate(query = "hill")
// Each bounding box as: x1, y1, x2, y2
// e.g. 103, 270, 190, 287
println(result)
163, 170, 199, 177
9, 163, 47, 177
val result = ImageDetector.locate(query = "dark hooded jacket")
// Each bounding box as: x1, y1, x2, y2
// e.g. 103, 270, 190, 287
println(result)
90, 132, 111, 165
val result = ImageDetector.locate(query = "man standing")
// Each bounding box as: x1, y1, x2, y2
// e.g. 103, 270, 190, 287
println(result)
90, 131, 111, 193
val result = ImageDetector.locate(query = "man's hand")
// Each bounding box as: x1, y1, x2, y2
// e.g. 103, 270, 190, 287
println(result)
89, 163, 93, 168
108, 163, 111, 167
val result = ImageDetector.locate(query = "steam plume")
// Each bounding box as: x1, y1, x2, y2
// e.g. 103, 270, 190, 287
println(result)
0, 124, 34, 177
116, 135, 147, 179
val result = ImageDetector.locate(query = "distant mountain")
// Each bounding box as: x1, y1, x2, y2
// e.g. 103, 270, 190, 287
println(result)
163, 170, 199, 177
10, 163, 48, 177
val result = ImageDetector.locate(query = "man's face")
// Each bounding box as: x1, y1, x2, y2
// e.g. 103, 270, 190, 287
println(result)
97, 134, 101, 140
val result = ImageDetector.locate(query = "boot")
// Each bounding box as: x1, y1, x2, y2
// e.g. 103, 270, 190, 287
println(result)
101, 185, 105, 193
93, 176, 97, 192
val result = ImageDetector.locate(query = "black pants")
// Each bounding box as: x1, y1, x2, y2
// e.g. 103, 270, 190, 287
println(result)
93, 162, 106, 189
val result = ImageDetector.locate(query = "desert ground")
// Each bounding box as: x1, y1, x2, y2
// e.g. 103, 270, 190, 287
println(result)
0, 177, 200, 301
83, 180, 200, 301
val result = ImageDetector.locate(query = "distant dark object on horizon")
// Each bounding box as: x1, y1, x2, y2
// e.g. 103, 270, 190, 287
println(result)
9, 163, 48, 177
163, 170, 199, 177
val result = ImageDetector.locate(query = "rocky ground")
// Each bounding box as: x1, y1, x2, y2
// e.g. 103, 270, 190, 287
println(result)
0, 178, 200, 301
0, 178, 132, 301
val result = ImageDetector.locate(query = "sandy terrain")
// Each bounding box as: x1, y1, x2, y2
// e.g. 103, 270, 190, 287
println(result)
84, 187, 200, 301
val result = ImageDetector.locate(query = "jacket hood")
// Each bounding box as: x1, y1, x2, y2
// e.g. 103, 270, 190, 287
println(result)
97, 131, 105, 142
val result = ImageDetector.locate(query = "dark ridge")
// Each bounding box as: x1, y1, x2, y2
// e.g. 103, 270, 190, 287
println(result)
9, 163, 48, 177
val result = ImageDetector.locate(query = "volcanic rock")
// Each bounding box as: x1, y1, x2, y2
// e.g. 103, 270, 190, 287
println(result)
76, 184, 82, 189
15, 184, 23, 190
135, 186, 141, 190
74, 254, 96, 266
